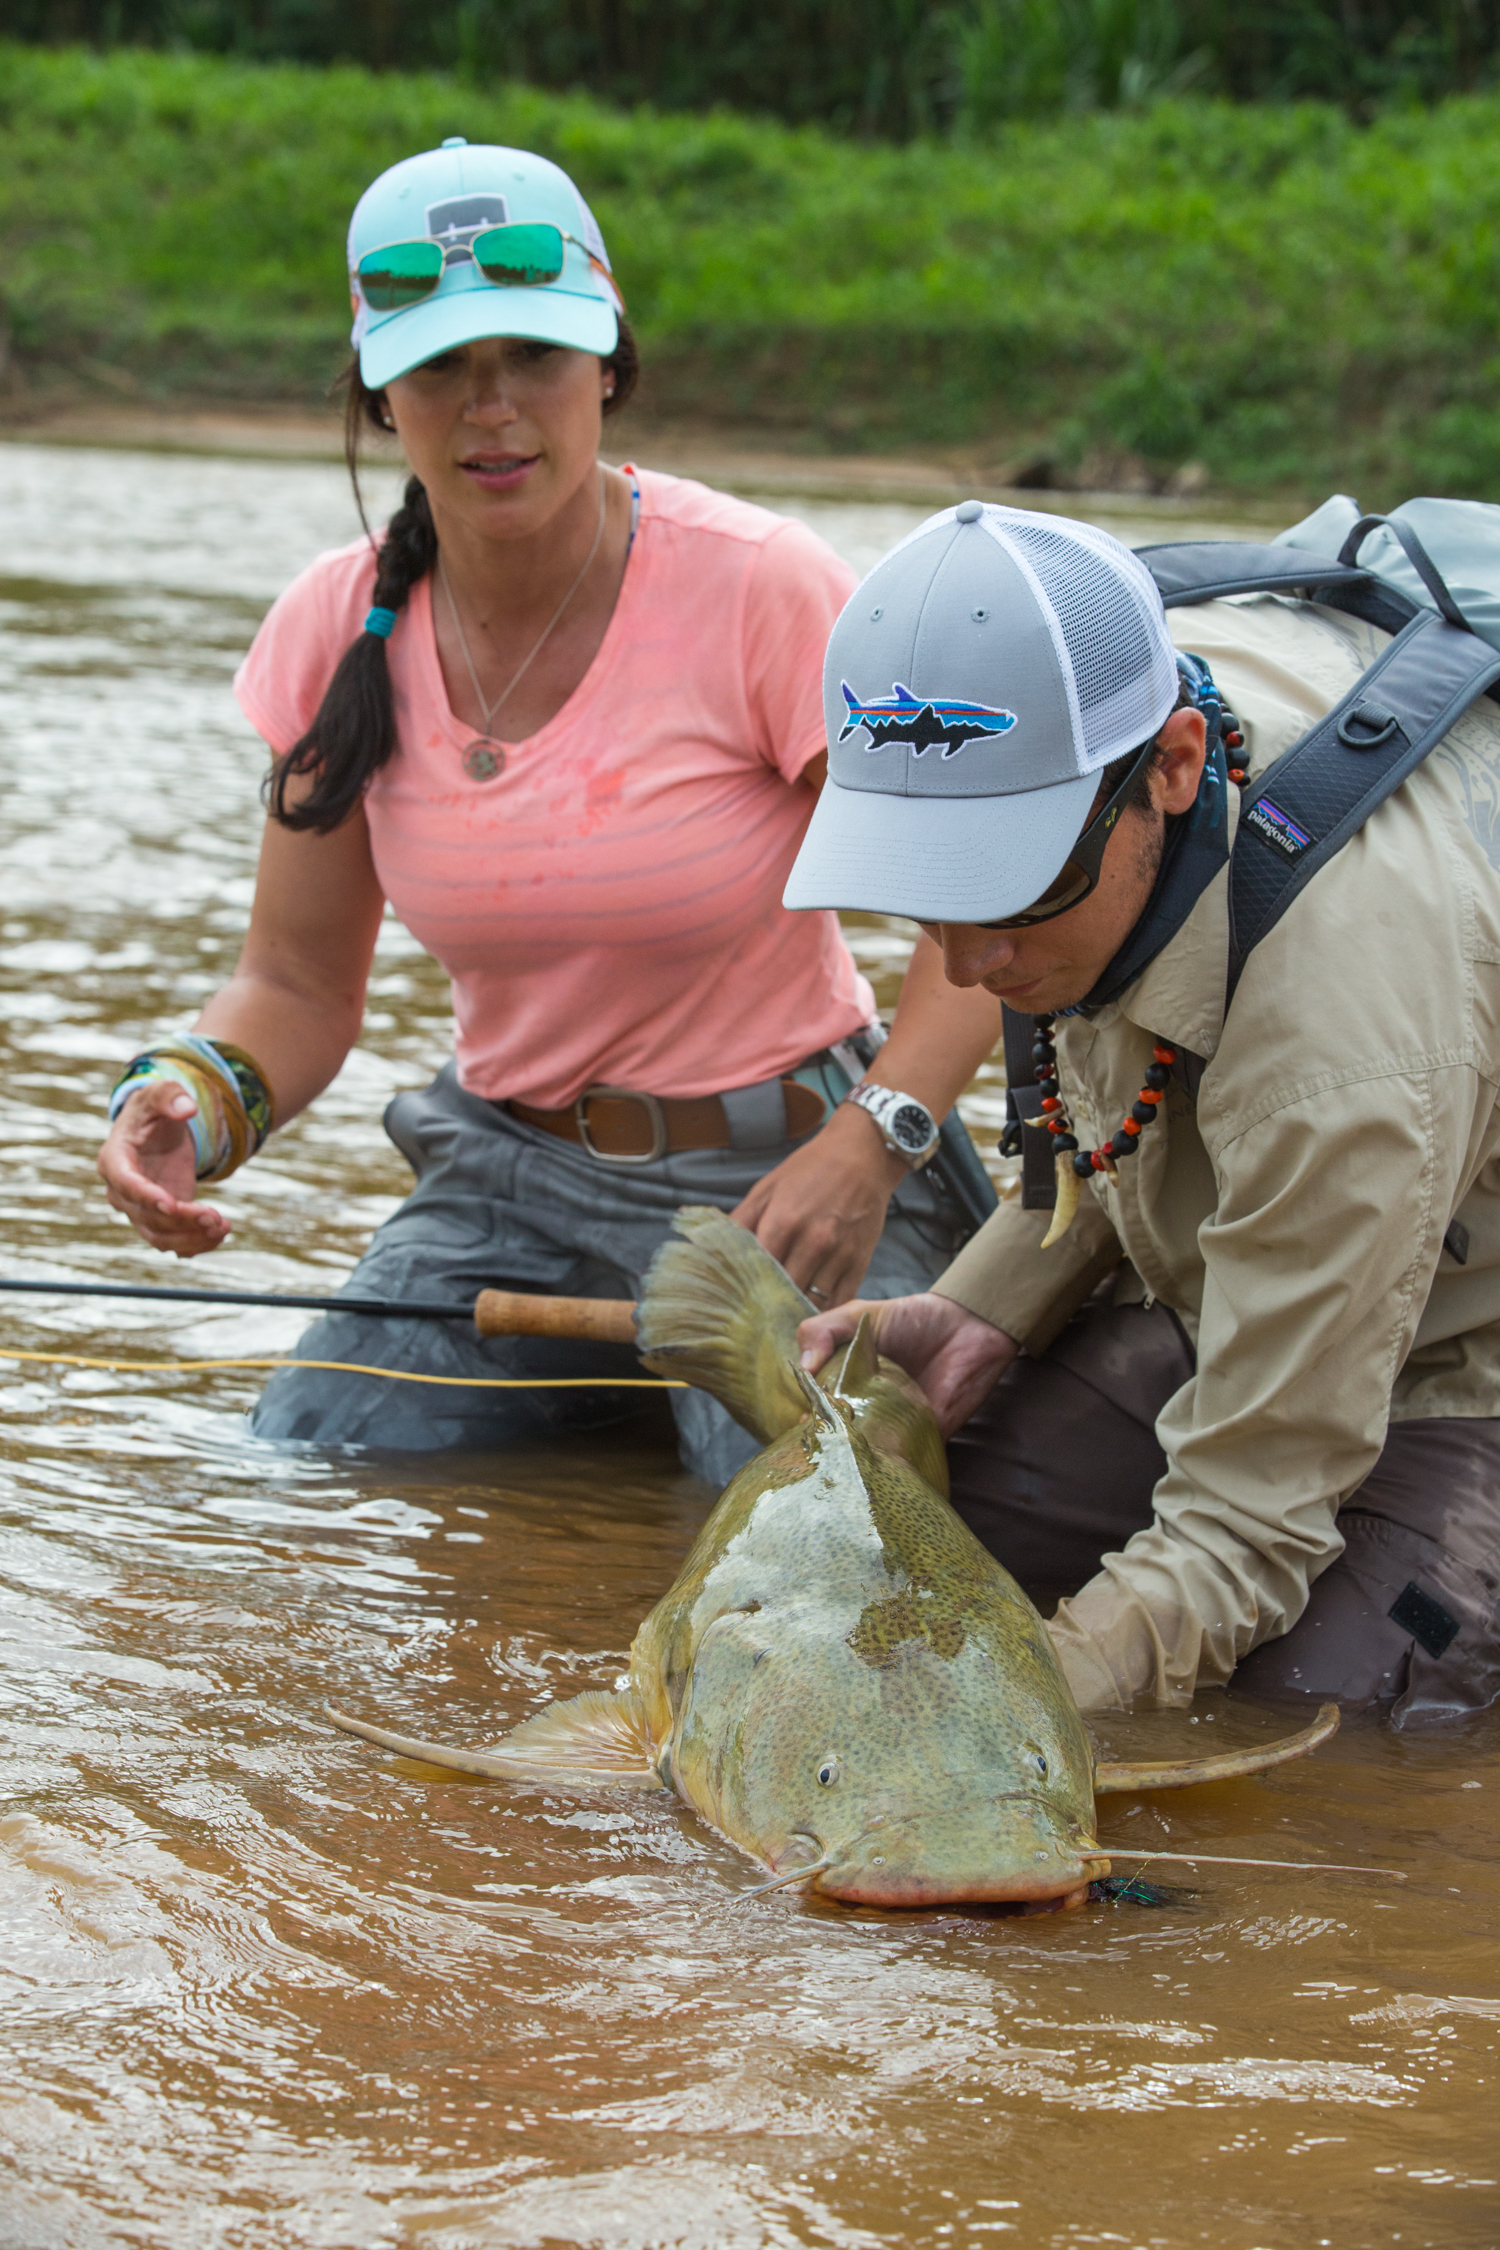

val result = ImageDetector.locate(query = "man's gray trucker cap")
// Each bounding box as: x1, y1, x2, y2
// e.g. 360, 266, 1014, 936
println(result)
783, 500, 1180, 923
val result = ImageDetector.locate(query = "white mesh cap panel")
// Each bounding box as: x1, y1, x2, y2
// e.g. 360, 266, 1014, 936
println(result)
989, 511, 1180, 774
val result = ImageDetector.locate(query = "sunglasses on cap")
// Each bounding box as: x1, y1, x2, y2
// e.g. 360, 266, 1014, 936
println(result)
979, 736, 1159, 930
355, 224, 622, 313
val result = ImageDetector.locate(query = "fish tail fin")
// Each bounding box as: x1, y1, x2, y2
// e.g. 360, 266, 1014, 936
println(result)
838, 679, 860, 739
635, 1206, 814, 1443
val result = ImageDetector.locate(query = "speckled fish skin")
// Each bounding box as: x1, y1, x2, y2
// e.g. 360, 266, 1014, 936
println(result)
630, 1211, 1101, 1908
324, 1209, 1340, 1897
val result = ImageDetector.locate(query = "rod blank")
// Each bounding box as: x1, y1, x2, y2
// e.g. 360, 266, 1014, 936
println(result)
0, 1275, 641, 1344
0, 1277, 472, 1319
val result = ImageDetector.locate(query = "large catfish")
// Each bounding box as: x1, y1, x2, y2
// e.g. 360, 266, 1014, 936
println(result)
328, 1208, 1339, 1909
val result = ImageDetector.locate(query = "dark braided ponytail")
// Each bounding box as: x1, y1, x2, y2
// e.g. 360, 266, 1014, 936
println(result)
266, 472, 436, 833
265, 316, 641, 836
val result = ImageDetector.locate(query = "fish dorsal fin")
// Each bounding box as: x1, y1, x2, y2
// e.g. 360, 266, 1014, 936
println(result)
635, 1207, 814, 1443
793, 1358, 843, 1429
828, 1312, 879, 1404
1093, 1702, 1340, 1794
824, 1311, 949, 1495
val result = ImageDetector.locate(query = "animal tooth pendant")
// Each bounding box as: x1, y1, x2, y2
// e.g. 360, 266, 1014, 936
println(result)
1039, 1155, 1080, 1249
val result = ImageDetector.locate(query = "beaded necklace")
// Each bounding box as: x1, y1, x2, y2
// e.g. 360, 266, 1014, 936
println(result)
1027, 658, 1240, 1242
1031, 1014, 1178, 1246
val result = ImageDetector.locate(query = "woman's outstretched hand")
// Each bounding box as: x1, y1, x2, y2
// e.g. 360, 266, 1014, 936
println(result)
731, 1102, 908, 1311
97, 1083, 231, 1257
797, 1290, 1020, 1436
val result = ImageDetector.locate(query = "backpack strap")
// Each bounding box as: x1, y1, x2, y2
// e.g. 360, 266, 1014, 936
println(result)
1140, 526, 1500, 999
1140, 539, 1370, 607
1139, 537, 1421, 640
1000, 1003, 1061, 1211
1226, 610, 1500, 998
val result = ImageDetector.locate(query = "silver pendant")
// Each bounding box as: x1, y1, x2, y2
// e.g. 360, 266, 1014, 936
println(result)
462, 739, 504, 782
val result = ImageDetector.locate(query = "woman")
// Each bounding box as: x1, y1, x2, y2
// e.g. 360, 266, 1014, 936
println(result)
97, 137, 1004, 1484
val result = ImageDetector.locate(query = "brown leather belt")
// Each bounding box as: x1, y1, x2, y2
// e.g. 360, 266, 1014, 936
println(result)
506, 1078, 828, 1164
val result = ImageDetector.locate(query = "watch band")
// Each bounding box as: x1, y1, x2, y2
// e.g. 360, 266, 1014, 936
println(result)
844, 1081, 941, 1170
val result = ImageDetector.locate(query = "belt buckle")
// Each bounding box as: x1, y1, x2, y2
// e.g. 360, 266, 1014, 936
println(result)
574, 1084, 669, 1165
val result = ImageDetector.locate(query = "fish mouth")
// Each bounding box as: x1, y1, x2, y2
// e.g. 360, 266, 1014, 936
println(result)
813, 1858, 1101, 1909
772, 1803, 1105, 1910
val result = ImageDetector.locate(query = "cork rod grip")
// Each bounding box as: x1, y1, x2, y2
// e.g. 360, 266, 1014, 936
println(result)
472, 1289, 638, 1346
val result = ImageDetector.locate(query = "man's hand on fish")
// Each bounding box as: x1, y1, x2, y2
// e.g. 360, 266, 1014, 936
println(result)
97, 1082, 231, 1256
798, 1288, 1019, 1436
731, 1100, 909, 1307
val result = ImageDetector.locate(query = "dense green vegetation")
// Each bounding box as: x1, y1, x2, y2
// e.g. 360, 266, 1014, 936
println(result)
4, 42, 1500, 500
8, 1, 1500, 138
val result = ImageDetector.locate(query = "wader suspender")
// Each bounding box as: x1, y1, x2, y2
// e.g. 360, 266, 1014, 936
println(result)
1001, 520, 1500, 1213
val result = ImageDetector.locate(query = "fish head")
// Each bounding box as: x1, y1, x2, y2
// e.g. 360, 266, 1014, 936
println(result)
810, 1791, 1101, 1908
686, 1606, 1101, 1909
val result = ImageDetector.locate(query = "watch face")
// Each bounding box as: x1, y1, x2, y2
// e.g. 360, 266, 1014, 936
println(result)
889, 1102, 935, 1153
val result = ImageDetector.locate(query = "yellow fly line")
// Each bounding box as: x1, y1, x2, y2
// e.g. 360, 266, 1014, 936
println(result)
0, 1348, 685, 1389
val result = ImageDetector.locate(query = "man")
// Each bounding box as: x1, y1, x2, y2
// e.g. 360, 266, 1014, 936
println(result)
786, 499, 1500, 1726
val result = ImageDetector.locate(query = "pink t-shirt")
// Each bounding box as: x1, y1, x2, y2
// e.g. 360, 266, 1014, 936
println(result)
234, 470, 873, 1107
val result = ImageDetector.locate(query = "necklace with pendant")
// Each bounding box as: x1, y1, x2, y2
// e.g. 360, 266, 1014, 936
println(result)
439, 467, 608, 783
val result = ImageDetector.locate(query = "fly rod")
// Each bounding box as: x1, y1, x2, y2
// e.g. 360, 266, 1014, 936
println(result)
0, 1277, 639, 1345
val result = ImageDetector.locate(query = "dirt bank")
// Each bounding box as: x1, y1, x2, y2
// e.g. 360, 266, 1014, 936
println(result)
0, 395, 1285, 521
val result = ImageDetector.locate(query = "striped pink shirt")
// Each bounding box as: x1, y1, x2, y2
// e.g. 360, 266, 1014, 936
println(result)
234, 469, 873, 1108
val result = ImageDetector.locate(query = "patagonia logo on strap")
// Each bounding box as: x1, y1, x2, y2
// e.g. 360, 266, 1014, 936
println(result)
1243, 797, 1311, 860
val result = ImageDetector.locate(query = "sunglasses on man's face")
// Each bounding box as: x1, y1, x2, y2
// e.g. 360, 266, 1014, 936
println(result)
355, 224, 617, 312
978, 736, 1159, 930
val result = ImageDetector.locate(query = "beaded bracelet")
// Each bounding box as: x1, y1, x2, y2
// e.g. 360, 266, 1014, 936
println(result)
108, 1034, 274, 1185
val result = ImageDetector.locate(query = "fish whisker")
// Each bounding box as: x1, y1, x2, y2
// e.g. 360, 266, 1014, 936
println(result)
1104, 1847, 1405, 1879
744, 1858, 833, 1898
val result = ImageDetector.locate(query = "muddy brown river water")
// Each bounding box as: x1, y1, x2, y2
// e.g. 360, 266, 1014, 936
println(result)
0, 440, 1497, 2250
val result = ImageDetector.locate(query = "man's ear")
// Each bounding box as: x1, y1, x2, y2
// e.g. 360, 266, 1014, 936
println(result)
1152, 707, 1207, 816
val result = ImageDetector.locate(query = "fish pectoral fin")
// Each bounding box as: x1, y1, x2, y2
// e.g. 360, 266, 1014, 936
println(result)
326, 1706, 538, 1780
1092, 1702, 1340, 1794
326, 1688, 664, 1791
492, 1687, 664, 1787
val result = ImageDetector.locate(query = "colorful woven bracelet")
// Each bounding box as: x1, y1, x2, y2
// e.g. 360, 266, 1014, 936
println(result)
108, 1035, 274, 1185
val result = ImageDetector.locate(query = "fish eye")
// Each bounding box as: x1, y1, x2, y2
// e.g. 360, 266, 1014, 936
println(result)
816, 1757, 842, 1787
1029, 1748, 1049, 1781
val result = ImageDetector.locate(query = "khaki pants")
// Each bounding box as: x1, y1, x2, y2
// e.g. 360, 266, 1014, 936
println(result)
946, 1296, 1500, 1727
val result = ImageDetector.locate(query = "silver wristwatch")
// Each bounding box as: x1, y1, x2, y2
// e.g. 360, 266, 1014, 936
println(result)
844, 1081, 941, 1170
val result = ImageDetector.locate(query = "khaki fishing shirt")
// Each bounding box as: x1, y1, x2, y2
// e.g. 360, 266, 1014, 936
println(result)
934, 592, 1500, 1711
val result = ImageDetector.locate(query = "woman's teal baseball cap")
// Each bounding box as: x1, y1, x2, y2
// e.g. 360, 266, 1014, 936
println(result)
348, 138, 622, 388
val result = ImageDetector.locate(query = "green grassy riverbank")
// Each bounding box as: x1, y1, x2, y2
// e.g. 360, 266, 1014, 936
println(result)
4, 42, 1500, 500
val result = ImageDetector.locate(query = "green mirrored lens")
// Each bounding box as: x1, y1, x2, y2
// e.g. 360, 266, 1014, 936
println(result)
358, 241, 444, 311
472, 223, 566, 287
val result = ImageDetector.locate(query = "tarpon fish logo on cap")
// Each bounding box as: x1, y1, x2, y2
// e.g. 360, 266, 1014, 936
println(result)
840, 681, 1017, 759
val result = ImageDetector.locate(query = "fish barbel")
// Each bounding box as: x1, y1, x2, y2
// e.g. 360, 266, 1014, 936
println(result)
328, 1208, 1342, 1908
